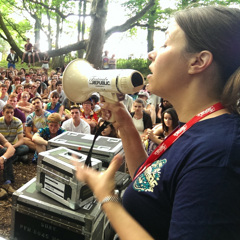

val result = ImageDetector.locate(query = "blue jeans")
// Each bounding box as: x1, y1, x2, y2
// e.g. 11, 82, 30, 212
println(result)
8, 63, 16, 69
0, 148, 14, 183
12, 145, 29, 163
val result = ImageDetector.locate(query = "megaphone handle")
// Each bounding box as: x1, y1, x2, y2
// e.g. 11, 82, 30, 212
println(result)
100, 96, 116, 123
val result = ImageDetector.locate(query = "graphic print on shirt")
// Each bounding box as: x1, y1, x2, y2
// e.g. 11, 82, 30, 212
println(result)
133, 159, 167, 192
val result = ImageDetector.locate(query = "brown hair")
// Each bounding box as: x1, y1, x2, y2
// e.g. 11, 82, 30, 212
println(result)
175, 6, 240, 113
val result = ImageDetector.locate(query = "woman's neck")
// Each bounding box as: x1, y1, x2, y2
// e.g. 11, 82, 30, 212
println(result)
134, 111, 143, 118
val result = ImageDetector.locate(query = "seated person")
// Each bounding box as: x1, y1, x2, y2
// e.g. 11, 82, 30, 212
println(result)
0, 93, 26, 130
44, 91, 64, 116
97, 119, 119, 138
17, 91, 33, 118
32, 113, 65, 157
80, 98, 99, 134
62, 105, 90, 134
17, 83, 34, 102
0, 104, 29, 163
48, 81, 66, 104
0, 84, 9, 102
24, 97, 50, 163
0, 133, 15, 199
145, 108, 179, 155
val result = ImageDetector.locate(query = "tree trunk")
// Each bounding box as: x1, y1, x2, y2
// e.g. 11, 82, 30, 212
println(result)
85, 0, 107, 68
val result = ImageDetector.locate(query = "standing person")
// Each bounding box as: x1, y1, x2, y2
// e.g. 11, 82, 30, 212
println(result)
73, 6, 240, 240
0, 104, 29, 163
6, 48, 18, 69
62, 105, 90, 134
130, 98, 152, 136
21, 38, 33, 67
102, 50, 109, 70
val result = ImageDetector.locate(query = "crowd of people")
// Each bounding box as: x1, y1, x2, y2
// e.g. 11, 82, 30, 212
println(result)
0, 53, 172, 203
2, 5, 240, 239
0, 55, 172, 202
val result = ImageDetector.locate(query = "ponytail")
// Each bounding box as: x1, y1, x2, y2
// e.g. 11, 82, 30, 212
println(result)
221, 67, 240, 114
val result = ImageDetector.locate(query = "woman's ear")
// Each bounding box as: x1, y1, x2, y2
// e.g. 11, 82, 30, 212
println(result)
188, 50, 213, 74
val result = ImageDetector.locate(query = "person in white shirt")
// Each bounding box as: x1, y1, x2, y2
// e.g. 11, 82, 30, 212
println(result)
62, 105, 90, 134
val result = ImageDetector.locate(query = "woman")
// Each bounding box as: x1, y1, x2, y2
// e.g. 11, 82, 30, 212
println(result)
73, 6, 240, 240
97, 119, 119, 138
130, 98, 152, 136
14, 84, 23, 96
4, 79, 12, 95
11, 77, 21, 93
44, 91, 64, 116
146, 108, 179, 155
30, 82, 41, 99
156, 99, 173, 123
47, 78, 57, 96
17, 91, 33, 118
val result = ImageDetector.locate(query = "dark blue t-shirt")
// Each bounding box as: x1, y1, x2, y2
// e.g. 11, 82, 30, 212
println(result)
123, 114, 240, 240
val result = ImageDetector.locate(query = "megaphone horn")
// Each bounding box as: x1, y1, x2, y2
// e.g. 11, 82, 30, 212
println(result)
62, 59, 144, 103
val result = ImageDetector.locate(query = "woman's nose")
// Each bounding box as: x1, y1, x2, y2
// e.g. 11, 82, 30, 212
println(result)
148, 50, 156, 61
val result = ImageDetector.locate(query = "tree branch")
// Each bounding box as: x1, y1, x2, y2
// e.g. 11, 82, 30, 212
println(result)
105, 0, 156, 40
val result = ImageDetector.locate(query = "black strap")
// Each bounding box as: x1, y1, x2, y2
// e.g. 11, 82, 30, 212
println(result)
85, 121, 111, 167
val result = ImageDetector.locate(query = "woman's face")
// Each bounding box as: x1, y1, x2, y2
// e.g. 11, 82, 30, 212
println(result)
147, 21, 190, 98
133, 102, 143, 113
21, 94, 29, 101
164, 113, 173, 128
17, 87, 23, 94
51, 95, 59, 103
100, 122, 111, 136
52, 79, 57, 85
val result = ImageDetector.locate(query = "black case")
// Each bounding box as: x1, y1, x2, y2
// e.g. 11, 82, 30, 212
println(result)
10, 178, 111, 240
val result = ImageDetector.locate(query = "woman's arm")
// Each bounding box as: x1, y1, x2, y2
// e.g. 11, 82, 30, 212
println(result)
73, 155, 154, 240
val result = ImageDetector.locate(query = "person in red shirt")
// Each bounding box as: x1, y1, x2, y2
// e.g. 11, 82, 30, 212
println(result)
81, 98, 99, 134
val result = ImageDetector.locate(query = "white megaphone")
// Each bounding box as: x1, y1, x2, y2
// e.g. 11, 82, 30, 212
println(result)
62, 59, 144, 104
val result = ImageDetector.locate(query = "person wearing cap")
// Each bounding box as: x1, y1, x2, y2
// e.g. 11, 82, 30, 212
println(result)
32, 113, 65, 156
138, 89, 156, 125
81, 98, 99, 134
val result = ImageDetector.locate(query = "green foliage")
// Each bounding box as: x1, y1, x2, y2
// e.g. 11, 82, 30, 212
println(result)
117, 58, 151, 77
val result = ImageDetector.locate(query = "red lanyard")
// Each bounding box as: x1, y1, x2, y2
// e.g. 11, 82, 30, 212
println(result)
133, 102, 224, 181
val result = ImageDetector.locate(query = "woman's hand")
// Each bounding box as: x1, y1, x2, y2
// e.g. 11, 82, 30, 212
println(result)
72, 154, 123, 202
100, 101, 133, 130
